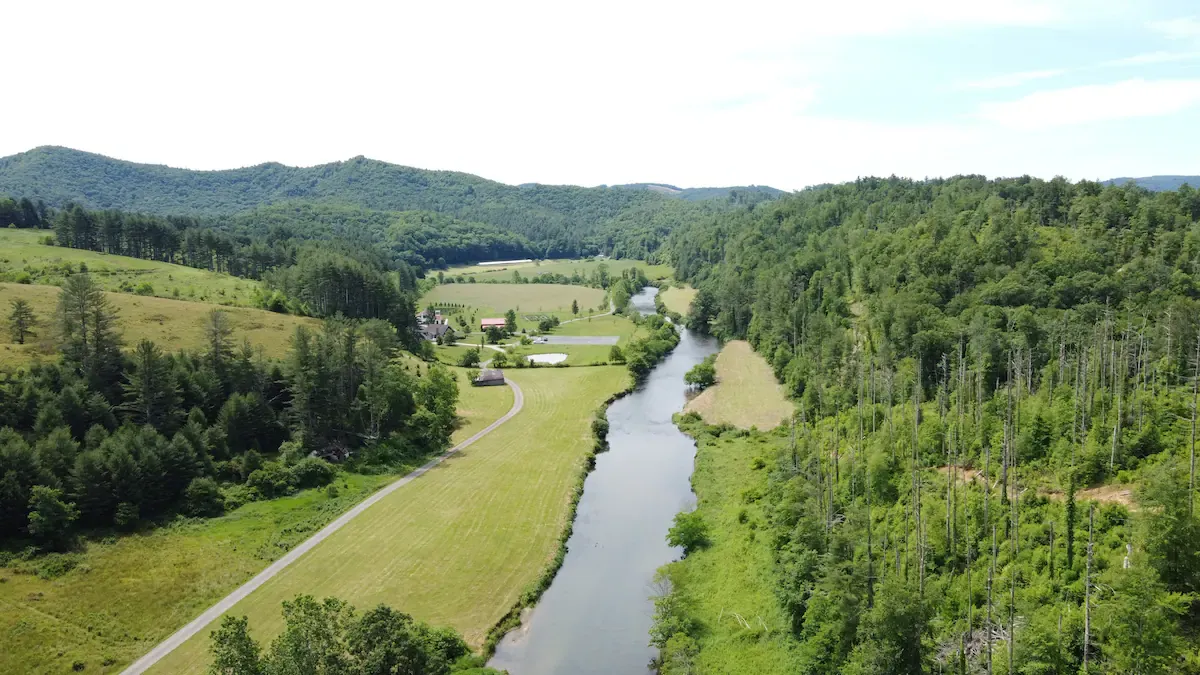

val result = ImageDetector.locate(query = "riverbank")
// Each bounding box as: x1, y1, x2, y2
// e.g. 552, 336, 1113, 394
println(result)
649, 417, 802, 673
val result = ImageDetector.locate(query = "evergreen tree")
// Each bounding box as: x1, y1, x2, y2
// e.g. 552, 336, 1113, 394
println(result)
7, 298, 36, 344
26, 485, 78, 550
57, 273, 123, 393
121, 340, 181, 430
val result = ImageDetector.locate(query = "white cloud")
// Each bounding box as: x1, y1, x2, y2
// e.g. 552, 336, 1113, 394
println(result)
963, 69, 1067, 90
1150, 16, 1200, 40
1104, 50, 1200, 66
978, 79, 1200, 130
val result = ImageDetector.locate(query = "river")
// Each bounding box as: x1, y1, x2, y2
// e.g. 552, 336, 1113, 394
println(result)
489, 287, 718, 674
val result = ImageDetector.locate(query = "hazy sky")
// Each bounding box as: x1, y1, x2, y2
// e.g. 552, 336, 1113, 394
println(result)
6, 0, 1200, 190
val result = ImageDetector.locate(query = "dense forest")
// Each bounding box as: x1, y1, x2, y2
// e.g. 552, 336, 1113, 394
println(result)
0, 147, 781, 266
658, 176, 1200, 673
0, 274, 457, 555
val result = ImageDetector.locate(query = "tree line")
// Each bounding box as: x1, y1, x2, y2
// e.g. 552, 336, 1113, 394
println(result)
656, 175, 1200, 673
1, 274, 458, 552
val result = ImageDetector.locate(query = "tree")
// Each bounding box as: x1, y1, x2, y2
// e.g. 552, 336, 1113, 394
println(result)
7, 298, 36, 344
572, 299, 579, 316
609, 345, 625, 363
57, 273, 122, 391
683, 355, 717, 390
458, 347, 481, 368
122, 339, 180, 430
26, 486, 78, 550
485, 326, 505, 344
205, 309, 235, 382
666, 510, 708, 554
504, 309, 518, 333
208, 615, 265, 675
264, 595, 353, 674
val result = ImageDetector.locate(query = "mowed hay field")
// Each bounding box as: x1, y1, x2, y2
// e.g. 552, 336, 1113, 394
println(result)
444, 258, 672, 283
685, 340, 792, 430
0, 366, 513, 675
148, 366, 630, 674
0, 229, 261, 306
0, 283, 316, 368
659, 285, 697, 315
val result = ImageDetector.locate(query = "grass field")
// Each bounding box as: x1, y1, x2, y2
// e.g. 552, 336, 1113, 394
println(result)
0, 283, 317, 369
437, 313, 646, 367
422, 283, 608, 333
658, 420, 802, 672
0, 229, 261, 306
443, 258, 672, 283
146, 365, 630, 674
0, 365, 513, 675
659, 285, 697, 315
685, 340, 792, 430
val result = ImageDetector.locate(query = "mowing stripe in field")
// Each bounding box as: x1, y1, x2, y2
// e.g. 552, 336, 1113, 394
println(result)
141, 366, 629, 674
122, 380, 525, 675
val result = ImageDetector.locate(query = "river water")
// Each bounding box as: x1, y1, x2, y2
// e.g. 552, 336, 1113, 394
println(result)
489, 288, 718, 674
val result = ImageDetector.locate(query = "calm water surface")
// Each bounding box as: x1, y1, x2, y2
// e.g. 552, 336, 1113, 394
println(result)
489, 287, 718, 674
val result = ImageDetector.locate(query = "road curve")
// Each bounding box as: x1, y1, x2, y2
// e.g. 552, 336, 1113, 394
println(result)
122, 378, 525, 675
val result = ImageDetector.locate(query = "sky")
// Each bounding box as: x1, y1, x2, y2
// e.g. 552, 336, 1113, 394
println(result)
4, 0, 1200, 191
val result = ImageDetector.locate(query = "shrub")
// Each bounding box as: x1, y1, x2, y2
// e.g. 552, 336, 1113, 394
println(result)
222, 484, 260, 510
290, 457, 336, 489
14, 271, 32, 284
246, 462, 296, 499
134, 282, 154, 295
183, 477, 225, 518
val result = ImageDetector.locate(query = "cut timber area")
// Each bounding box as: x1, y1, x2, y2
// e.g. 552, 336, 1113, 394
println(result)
685, 340, 791, 430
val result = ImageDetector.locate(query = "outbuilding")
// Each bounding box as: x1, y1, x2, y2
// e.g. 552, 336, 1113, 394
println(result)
472, 369, 505, 386
481, 318, 507, 331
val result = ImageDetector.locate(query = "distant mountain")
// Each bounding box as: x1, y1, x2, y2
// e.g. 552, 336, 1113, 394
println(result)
0, 146, 770, 263
1103, 175, 1200, 191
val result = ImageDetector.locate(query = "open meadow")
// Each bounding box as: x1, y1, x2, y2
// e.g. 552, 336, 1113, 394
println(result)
147, 365, 630, 674
422, 282, 607, 331
0, 282, 317, 369
0, 229, 261, 306
0, 366, 513, 675
659, 284, 697, 315
443, 257, 672, 283
684, 340, 791, 430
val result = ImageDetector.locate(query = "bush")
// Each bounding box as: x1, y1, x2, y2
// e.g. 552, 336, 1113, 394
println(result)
14, 271, 32, 284
666, 510, 709, 555
246, 462, 297, 499
222, 484, 260, 510
459, 348, 481, 368
684, 354, 717, 389
134, 282, 154, 295
325, 484, 340, 499
290, 457, 336, 489
183, 477, 225, 518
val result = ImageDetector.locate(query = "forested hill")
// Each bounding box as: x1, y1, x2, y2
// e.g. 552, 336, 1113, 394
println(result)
658, 175, 1200, 673
0, 147, 780, 264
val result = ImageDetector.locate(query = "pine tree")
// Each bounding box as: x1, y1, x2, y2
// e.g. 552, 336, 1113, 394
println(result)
121, 340, 180, 430
57, 273, 123, 393
7, 298, 36, 344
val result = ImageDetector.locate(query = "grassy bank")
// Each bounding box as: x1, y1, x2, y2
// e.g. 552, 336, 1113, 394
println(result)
147, 366, 630, 674
652, 416, 802, 673
0, 368, 512, 675
684, 340, 791, 430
